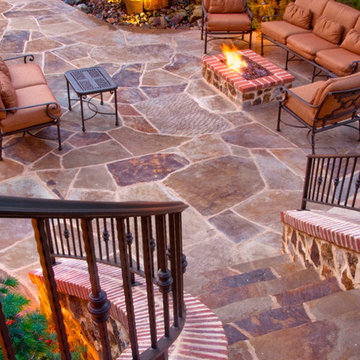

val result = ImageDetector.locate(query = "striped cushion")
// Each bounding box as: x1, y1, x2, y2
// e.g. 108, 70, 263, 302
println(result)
281, 209, 360, 253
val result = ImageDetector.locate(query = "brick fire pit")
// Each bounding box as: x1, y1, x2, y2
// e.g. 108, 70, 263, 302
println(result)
202, 49, 295, 108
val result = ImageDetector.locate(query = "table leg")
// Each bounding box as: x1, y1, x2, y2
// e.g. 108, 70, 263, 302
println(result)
80, 95, 86, 132
66, 80, 72, 111
114, 89, 119, 126
100, 92, 104, 105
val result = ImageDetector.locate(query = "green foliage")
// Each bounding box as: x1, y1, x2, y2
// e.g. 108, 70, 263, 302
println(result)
0, 277, 58, 360
337, 0, 360, 10
248, 0, 292, 28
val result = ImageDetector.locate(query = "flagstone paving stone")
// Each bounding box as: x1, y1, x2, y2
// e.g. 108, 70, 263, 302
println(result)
1, 1, 360, 358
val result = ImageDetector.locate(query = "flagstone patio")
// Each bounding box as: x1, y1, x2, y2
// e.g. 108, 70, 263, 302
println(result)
1, 0, 360, 359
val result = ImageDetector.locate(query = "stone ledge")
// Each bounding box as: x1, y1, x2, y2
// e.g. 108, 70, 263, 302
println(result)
282, 210, 360, 291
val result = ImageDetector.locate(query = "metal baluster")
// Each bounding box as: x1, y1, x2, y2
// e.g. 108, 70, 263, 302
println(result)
45, 219, 56, 264
315, 157, 325, 202
76, 218, 83, 257
32, 218, 71, 359
168, 213, 179, 328
311, 158, 321, 201
134, 217, 140, 271
96, 218, 103, 260
81, 218, 112, 360
326, 157, 337, 203
320, 158, 330, 203
50, 218, 60, 255
149, 218, 156, 278
338, 157, 349, 205
141, 216, 158, 349
301, 156, 313, 210
174, 213, 185, 319
116, 218, 140, 359
345, 157, 358, 207
63, 219, 71, 256
125, 218, 135, 284
110, 218, 117, 264
69, 219, 77, 257
103, 219, 110, 262
332, 158, 343, 204
0, 300, 16, 360
57, 218, 66, 255
352, 171, 360, 207
155, 215, 172, 338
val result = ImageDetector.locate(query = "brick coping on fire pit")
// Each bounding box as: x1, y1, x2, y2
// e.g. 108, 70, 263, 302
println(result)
202, 49, 295, 108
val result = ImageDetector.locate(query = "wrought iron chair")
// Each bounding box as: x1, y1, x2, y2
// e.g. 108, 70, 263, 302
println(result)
0, 54, 62, 160
201, 0, 253, 54
277, 72, 360, 154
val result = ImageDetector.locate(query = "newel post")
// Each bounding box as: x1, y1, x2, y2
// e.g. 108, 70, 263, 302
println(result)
81, 218, 112, 360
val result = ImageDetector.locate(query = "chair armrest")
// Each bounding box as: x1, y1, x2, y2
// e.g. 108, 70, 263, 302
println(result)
3, 54, 34, 64
280, 87, 319, 109
202, 1, 207, 21
0, 102, 59, 113
247, 6, 254, 21
262, 14, 282, 22
350, 60, 360, 74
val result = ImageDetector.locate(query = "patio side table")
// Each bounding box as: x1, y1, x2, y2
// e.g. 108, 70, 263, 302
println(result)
65, 66, 119, 132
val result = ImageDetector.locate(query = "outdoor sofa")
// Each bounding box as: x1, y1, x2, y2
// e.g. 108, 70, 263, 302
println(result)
0, 54, 62, 160
261, 0, 360, 79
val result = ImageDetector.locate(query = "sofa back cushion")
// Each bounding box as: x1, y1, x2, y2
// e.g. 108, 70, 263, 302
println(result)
0, 58, 11, 80
313, 15, 344, 44
283, 2, 312, 29
208, 0, 246, 13
295, 0, 329, 28
322, 0, 360, 37
341, 29, 360, 55
0, 72, 17, 113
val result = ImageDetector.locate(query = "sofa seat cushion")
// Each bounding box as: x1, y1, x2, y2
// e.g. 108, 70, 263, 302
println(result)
261, 20, 309, 45
0, 84, 62, 134
8, 63, 47, 90
207, 13, 251, 31
283, 80, 326, 126
281, 209, 360, 254
286, 32, 338, 60
315, 47, 360, 77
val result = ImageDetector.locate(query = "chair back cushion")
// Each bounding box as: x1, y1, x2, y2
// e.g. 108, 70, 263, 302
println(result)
295, 0, 329, 28
0, 58, 11, 80
283, 2, 312, 29
0, 72, 17, 113
313, 15, 344, 44
313, 72, 360, 121
208, 0, 246, 13
341, 29, 360, 55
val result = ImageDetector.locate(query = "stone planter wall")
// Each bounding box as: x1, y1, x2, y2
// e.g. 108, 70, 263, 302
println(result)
282, 223, 360, 291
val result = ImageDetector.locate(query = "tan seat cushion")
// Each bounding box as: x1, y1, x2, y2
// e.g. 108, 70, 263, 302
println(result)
283, 2, 312, 30
0, 72, 17, 113
321, 0, 360, 37
341, 29, 360, 56
315, 48, 360, 76
313, 15, 344, 45
261, 20, 310, 45
0, 84, 62, 134
295, 0, 329, 28
284, 81, 326, 126
287, 32, 338, 60
8, 63, 47, 90
207, 13, 251, 31
208, 0, 246, 13
0, 58, 11, 80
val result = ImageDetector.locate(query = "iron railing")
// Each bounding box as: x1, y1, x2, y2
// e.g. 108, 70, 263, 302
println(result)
301, 154, 360, 211
0, 196, 188, 360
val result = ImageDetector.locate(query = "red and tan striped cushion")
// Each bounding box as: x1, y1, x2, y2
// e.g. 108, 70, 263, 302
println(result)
281, 209, 360, 253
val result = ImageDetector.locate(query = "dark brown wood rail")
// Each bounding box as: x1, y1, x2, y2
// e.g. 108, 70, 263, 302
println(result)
0, 196, 188, 360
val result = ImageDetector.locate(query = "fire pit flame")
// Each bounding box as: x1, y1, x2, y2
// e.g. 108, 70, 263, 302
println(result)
222, 43, 248, 73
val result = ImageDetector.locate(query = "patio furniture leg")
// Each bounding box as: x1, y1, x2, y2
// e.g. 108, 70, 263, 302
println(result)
261, 34, 264, 56
285, 51, 289, 70
311, 131, 316, 154
66, 80, 71, 111
277, 103, 282, 131
80, 95, 86, 132
114, 90, 119, 126
249, 31, 252, 49
204, 28, 208, 54
57, 122, 62, 151
312, 66, 317, 82
201, 14, 204, 40
0, 134, 2, 161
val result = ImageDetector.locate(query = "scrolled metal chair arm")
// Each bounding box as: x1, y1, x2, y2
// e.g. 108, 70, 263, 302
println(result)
3, 54, 34, 64
279, 87, 320, 108
0, 101, 59, 112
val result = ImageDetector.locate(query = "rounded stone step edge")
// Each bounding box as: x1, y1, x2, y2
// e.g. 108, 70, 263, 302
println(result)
29, 258, 228, 360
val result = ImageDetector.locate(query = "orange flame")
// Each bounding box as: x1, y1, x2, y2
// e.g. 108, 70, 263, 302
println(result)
222, 43, 247, 73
